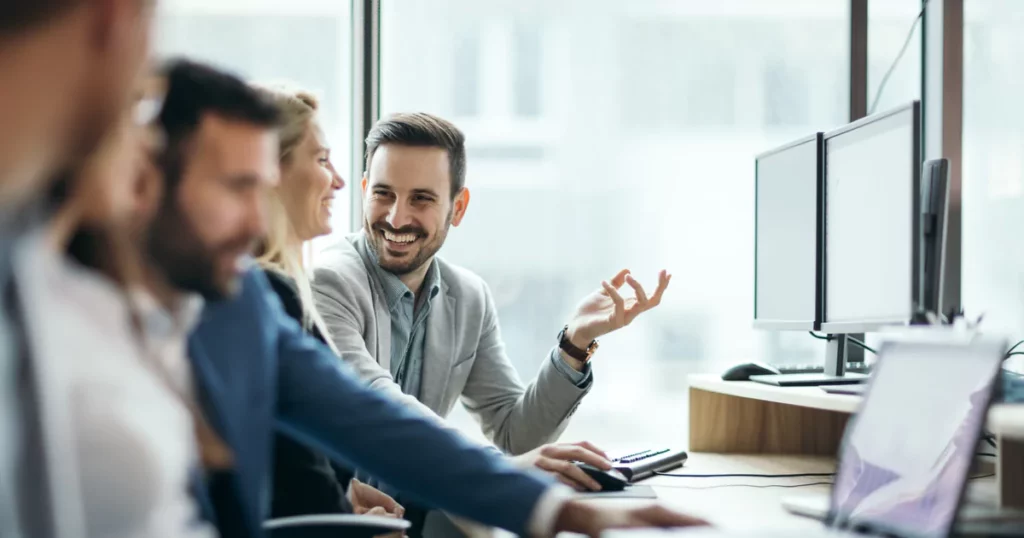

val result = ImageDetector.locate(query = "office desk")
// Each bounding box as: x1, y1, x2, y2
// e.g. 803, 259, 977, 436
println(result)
453, 453, 835, 537
688, 374, 1024, 509
581, 453, 835, 531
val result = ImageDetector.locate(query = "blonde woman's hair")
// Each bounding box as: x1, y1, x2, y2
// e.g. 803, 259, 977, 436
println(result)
250, 83, 338, 354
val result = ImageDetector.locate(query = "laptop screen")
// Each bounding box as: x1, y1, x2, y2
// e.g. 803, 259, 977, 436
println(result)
829, 338, 1004, 538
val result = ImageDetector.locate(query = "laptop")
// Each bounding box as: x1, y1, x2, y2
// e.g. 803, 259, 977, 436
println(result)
606, 334, 1007, 538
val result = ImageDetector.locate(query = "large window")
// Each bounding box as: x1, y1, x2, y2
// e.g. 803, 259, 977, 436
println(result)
381, 0, 849, 448
963, 1, 1024, 372
868, 0, 923, 114
154, 0, 354, 241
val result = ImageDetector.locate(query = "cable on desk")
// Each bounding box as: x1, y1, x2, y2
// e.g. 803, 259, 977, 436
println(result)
1006, 340, 1024, 357
654, 472, 835, 479
663, 481, 834, 491
848, 337, 877, 356
971, 473, 996, 480
807, 332, 877, 356
977, 453, 998, 458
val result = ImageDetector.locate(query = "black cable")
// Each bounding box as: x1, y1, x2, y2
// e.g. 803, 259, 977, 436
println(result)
971, 473, 996, 480
1005, 351, 1024, 360
654, 471, 835, 479
660, 481, 834, 491
848, 337, 878, 356
1006, 340, 1024, 356
977, 453, 998, 458
808, 332, 877, 355
869, 0, 929, 115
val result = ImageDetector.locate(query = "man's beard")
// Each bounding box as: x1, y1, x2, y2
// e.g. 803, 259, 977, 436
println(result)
364, 211, 452, 276
145, 196, 254, 301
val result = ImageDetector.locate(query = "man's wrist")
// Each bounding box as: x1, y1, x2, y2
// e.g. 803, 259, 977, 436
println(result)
554, 501, 602, 537
564, 322, 594, 351
557, 348, 587, 373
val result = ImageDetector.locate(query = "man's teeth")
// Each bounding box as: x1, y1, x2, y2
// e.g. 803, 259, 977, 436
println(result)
383, 230, 417, 244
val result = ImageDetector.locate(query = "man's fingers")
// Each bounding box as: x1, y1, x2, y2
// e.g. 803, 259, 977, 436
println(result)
572, 440, 609, 460
622, 272, 647, 305
634, 505, 710, 527
601, 281, 626, 322
547, 445, 612, 470
609, 269, 630, 288
648, 270, 671, 306
536, 457, 602, 491
554, 474, 585, 491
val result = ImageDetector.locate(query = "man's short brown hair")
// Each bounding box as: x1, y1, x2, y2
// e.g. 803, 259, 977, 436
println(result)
364, 112, 466, 199
0, 0, 85, 35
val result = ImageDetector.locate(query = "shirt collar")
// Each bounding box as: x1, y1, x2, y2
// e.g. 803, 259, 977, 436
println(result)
130, 288, 205, 343
362, 234, 442, 312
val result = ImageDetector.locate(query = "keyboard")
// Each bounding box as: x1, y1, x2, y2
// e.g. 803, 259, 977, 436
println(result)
776, 362, 870, 375
611, 448, 688, 482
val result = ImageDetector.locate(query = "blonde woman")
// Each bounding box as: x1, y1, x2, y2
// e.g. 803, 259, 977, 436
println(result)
251, 85, 404, 521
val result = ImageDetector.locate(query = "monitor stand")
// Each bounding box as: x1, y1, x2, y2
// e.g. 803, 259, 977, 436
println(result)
750, 334, 868, 387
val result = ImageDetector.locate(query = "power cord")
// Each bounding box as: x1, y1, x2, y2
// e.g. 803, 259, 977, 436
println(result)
808, 332, 878, 356
662, 482, 834, 491
869, 0, 929, 115
654, 472, 835, 479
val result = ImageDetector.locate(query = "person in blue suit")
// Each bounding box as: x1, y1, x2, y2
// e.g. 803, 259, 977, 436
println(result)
136, 58, 708, 538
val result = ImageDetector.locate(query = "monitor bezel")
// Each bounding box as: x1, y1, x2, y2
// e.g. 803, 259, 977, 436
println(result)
820, 101, 921, 334
752, 133, 823, 332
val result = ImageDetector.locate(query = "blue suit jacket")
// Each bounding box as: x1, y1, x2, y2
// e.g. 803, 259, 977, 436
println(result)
187, 269, 552, 537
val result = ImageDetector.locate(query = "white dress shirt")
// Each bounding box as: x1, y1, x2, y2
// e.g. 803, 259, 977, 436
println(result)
15, 232, 215, 538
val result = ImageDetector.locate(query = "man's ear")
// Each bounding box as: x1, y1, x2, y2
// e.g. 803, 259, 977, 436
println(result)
361, 173, 368, 195
451, 188, 470, 227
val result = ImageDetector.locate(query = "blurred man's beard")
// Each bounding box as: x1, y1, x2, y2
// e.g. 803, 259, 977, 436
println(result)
145, 197, 250, 301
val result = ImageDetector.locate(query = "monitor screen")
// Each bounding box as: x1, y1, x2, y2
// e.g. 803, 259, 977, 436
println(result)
829, 338, 1003, 538
823, 104, 919, 331
754, 136, 820, 329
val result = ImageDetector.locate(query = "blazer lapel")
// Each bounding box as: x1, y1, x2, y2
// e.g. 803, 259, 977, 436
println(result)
420, 288, 457, 411
354, 232, 393, 370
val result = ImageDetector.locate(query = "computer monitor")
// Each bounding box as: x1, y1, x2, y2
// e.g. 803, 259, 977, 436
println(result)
821, 101, 921, 334
917, 158, 950, 322
753, 133, 822, 331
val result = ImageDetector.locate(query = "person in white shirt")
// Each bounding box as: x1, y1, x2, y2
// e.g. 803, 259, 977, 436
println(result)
15, 97, 215, 538
0, 2, 156, 537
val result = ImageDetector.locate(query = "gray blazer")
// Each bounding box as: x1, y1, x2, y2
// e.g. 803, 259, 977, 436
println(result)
312, 233, 589, 455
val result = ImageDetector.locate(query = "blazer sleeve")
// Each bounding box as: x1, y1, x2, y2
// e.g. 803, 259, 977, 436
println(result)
458, 281, 590, 455
264, 276, 553, 535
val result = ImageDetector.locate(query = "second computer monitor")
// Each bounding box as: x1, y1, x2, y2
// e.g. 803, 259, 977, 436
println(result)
821, 102, 921, 333
754, 133, 822, 330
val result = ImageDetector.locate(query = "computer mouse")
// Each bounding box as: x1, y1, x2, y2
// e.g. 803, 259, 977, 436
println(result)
575, 462, 628, 491
721, 361, 781, 381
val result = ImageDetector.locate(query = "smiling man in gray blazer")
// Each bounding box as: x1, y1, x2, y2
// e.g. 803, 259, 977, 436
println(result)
313, 112, 670, 491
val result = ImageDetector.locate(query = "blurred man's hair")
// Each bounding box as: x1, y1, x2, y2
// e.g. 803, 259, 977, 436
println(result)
0, 0, 84, 35
156, 58, 282, 190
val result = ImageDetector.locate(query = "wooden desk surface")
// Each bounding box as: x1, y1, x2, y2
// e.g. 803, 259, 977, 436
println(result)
690, 373, 1024, 441
579, 453, 836, 532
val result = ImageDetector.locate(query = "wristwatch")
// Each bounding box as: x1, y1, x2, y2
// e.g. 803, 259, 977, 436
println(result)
557, 325, 599, 362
